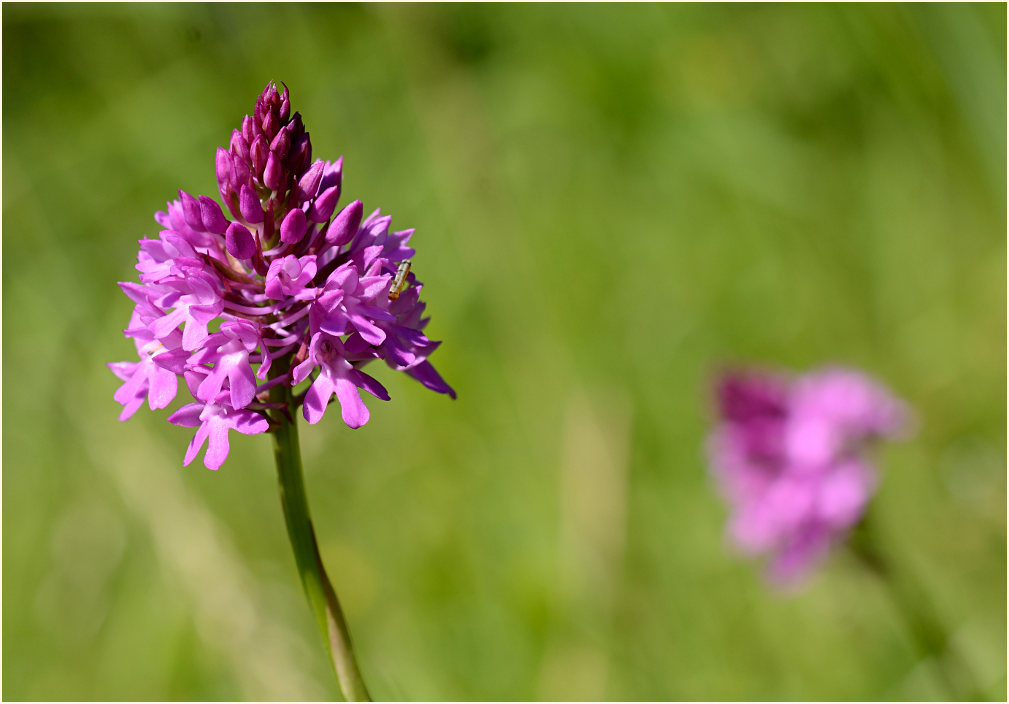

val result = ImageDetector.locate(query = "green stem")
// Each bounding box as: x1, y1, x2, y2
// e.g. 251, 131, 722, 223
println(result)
849, 517, 983, 701
270, 384, 372, 702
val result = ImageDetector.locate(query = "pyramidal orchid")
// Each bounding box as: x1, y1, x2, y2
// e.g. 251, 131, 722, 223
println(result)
109, 83, 455, 700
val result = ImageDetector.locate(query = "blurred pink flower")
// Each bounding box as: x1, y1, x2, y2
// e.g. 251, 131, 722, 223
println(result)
708, 367, 909, 583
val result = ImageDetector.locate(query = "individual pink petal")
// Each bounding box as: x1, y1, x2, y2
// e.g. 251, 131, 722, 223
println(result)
353, 369, 390, 401
350, 313, 386, 346
317, 311, 348, 337
114, 380, 146, 421
228, 359, 257, 409
107, 361, 136, 382
204, 418, 230, 470
181, 317, 210, 351
292, 355, 317, 386
406, 361, 457, 399
304, 373, 335, 425
233, 410, 269, 435
184, 422, 210, 467
152, 308, 186, 340
169, 403, 204, 428
335, 375, 369, 429
148, 366, 178, 409
197, 366, 227, 404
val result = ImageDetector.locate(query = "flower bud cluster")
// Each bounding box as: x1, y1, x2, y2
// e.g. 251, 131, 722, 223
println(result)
706, 367, 907, 582
110, 83, 454, 470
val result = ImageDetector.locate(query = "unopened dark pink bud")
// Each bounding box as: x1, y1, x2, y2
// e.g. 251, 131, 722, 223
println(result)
230, 129, 250, 163
270, 126, 291, 159
309, 185, 340, 223
264, 153, 283, 191
239, 184, 265, 224
225, 222, 257, 259
326, 199, 363, 246
199, 196, 228, 235
180, 191, 202, 231
251, 135, 269, 174
297, 160, 324, 203
280, 207, 308, 244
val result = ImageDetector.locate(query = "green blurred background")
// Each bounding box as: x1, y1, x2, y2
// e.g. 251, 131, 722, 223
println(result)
3, 3, 1006, 701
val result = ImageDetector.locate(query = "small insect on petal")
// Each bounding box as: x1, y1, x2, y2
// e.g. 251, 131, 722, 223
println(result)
388, 259, 412, 301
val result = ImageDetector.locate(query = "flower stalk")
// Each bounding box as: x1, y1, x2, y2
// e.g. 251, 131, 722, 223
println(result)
849, 517, 983, 701
108, 82, 455, 700
271, 380, 371, 702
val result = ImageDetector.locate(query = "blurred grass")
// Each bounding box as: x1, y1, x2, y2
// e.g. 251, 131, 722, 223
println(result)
2, 3, 1006, 701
